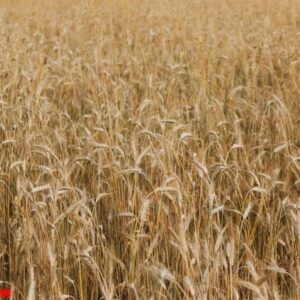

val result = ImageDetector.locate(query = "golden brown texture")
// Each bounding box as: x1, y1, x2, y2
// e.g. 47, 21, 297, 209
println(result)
0, 0, 300, 299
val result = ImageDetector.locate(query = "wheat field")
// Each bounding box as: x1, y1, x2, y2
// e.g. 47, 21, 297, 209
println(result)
0, 0, 300, 299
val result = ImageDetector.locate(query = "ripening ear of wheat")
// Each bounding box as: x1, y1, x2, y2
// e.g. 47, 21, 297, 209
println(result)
0, 0, 300, 299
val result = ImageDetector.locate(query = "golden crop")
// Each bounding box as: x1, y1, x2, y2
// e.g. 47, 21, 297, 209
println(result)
0, 0, 300, 299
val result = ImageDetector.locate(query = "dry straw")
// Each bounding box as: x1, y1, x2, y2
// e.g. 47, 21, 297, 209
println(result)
0, 0, 300, 299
